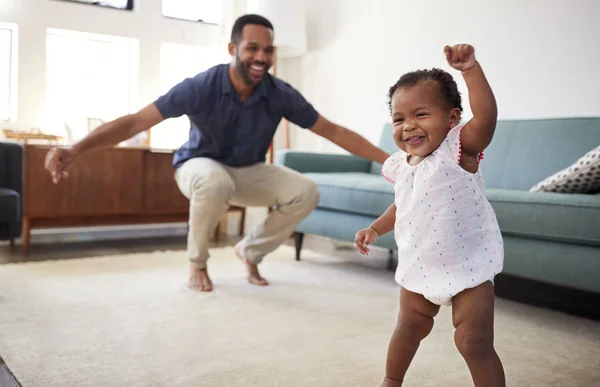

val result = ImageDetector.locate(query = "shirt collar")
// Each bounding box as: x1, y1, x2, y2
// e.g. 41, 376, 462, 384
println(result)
221, 64, 269, 100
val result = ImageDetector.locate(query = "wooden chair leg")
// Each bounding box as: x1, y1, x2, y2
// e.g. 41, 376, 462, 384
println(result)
239, 208, 246, 236
214, 222, 221, 243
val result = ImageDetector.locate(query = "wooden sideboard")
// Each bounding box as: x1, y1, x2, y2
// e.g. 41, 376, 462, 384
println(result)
22, 145, 203, 253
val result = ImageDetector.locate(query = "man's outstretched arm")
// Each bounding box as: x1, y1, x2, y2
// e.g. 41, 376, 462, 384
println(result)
310, 115, 389, 164
72, 103, 165, 155
45, 103, 165, 183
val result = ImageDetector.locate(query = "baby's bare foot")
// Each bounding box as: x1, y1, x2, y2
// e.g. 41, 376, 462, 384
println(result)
188, 266, 213, 292
234, 246, 269, 286
380, 377, 403, 387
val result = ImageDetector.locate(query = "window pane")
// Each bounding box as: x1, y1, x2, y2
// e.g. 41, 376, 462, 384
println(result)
0, 25, 16, 122
151, 43, 228, 149
44, 29, 138, 142
162, 0, 222, 24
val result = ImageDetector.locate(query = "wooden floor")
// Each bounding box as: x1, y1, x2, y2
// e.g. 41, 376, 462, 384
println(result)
0, 233, 391, 387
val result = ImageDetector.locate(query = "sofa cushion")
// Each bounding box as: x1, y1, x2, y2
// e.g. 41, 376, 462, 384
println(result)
303, 172, 394, 217
0, 188, 19, 222
481, 118, 600, 190
486, 189, 600, 246
372, 118, 600, 191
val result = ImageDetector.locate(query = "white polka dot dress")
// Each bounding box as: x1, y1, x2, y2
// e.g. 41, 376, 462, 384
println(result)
381, 123, 504, 306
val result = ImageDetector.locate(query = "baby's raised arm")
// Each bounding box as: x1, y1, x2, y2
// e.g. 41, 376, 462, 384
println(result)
445, 44, 497, 161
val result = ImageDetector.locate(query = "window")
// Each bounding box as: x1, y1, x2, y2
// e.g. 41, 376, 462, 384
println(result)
44, 29, 138, 142
151, 42, 229, 149
162, 0, 222, 24
0, 23, 18, 122
53, 0, 134, 11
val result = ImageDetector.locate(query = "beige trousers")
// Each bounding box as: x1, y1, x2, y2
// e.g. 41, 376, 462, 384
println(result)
174, 158, 320, 269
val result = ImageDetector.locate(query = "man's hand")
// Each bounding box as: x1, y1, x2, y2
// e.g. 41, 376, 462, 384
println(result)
310, 115, 389, 165
355, 227, 379, 255
45, 147, 78, 184
444, 44, 477, 72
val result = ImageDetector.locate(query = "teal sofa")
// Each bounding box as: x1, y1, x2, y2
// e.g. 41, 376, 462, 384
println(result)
276, 118, 600, 317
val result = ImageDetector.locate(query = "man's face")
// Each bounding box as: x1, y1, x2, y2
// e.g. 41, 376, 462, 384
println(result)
230, 24, 275, 86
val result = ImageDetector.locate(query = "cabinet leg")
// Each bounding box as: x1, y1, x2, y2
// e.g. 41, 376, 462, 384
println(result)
22, 217, 31, 256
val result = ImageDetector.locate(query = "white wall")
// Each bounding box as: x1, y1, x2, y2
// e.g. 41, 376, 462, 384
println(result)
0, 0, 246, 131
285, 0, 600, 154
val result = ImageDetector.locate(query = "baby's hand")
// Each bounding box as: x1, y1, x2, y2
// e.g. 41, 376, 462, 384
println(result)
444, 44, 477, 72
354, 227, 379, 255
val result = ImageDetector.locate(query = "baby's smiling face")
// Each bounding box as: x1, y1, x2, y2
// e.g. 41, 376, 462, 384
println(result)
391, 80, 461, 158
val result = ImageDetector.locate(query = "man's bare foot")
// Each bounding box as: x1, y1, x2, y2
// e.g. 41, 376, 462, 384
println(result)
234, 246, 269, 286
188, 266, 213, 292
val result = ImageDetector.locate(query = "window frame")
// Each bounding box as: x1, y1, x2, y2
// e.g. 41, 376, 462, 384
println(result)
0, 22, 18, 123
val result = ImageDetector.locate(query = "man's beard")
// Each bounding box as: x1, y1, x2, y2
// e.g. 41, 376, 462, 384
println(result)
235, 52, 269, 87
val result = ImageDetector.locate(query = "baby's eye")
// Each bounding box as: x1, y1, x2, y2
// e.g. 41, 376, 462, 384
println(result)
417, 113, 428, 117
394, 118, 404, 124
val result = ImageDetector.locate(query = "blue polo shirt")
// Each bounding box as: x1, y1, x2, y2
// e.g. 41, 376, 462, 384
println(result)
154, 63, 320, 169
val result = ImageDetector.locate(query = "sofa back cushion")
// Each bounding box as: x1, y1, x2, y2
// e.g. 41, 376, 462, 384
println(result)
482, 118, 600, 190
371, 118, 600, 191
370, 123, 396, 175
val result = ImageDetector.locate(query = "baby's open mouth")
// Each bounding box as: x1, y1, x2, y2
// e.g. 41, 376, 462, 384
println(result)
404, 136, 425, 145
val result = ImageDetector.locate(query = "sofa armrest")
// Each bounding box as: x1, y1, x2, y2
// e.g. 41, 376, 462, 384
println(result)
0, 141, 24, 195
275, 150, 372, 174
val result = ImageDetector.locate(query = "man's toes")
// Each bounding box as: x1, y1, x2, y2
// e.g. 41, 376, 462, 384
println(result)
248, 276, 269, 286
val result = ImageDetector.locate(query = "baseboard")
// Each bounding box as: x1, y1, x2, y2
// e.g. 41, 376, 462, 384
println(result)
1, 208, 270, 247
2, 223, 188, 246
494, 274, 600, 321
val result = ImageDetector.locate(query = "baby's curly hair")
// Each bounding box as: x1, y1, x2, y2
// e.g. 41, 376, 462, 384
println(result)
387, 68, 462, 115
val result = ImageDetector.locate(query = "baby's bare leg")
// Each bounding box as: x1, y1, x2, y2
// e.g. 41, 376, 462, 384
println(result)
452, 281, 505, 387
381, 287, 440, 387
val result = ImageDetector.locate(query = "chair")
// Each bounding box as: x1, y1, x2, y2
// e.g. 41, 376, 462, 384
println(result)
0, 141, 24, 247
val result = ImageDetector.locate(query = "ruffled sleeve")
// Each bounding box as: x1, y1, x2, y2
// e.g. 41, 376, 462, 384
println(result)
381, 151, 405, 184
445, 122, 484, 165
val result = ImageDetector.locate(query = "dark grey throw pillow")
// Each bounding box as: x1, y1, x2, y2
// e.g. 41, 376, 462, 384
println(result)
530, 145, 600, 194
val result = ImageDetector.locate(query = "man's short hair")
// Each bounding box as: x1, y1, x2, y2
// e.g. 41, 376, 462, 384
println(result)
230, 14, 274, 44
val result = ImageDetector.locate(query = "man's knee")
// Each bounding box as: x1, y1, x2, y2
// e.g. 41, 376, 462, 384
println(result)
454, 323, 493, 359
298, 179, 320, 210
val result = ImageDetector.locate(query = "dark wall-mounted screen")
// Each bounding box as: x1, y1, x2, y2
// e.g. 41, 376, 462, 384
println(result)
53, 0, 134, 11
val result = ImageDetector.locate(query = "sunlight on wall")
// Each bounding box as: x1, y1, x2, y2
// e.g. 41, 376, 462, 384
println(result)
0, 23, 17, 122
42, 28, 138, 141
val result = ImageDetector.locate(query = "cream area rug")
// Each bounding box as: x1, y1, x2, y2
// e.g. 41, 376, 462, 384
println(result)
1, 246, 599, 387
